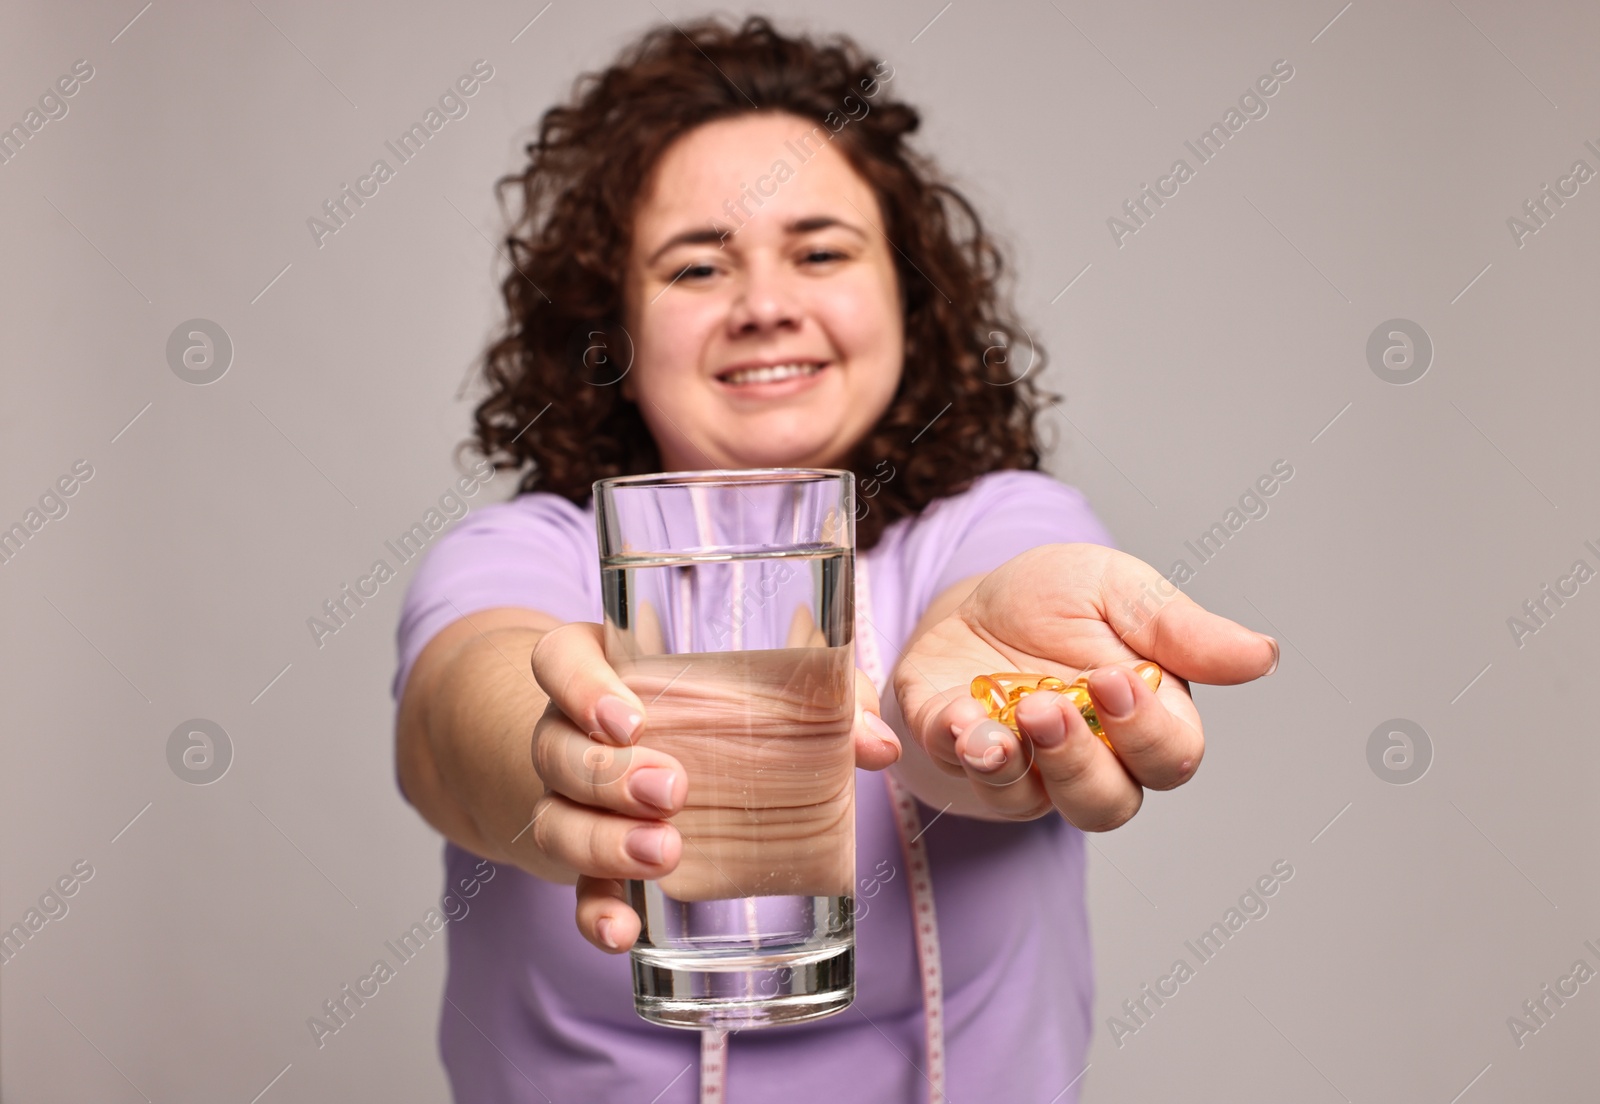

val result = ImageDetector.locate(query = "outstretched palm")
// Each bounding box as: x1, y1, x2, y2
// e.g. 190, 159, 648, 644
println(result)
890, 542, 1278, 828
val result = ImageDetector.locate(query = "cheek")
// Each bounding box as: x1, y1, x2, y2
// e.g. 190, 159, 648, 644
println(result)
632, 303, 721, 394
816, 282, 902, 426
813, 279, 900, 362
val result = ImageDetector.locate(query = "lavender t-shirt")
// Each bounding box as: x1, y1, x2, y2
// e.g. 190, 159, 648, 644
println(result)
392, 467, 1116, 1102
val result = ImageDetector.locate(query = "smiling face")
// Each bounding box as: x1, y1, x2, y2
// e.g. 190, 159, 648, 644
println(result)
620, 111, 904, 472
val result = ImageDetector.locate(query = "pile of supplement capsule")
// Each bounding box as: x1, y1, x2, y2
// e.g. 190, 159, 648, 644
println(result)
970, 662, 1163, 749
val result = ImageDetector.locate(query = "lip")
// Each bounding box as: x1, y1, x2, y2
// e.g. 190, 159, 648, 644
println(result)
713, 359, 831, 399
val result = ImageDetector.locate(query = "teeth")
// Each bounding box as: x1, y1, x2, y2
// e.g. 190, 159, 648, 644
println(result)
722, 362, 822, 385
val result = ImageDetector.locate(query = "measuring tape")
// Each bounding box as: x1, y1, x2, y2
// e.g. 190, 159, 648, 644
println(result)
698, 551, 946, 1103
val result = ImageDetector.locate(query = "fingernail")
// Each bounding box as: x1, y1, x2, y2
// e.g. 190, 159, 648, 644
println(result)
596, 916, 620, 949
1090, 668, 1135, 720
1261, 636, 1280, 677
947, 700, 986, 743
960, 723, 1011, 774
863, 710, 899, 749
595, 694, 642, 746
628, 767, 677, 813
625, 824, 669, 864
1019, 692, 1068, 748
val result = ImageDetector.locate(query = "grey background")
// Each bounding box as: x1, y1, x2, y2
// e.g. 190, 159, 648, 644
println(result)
2, 0, 1596, 1100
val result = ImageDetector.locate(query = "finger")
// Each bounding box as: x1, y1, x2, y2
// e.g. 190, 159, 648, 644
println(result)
527, 791, 681, 880
1014, 690, 1144, 832
576, 875, 639, 953
953, 718, 1052, 819
1085, 665, 1204, 791
530, 621, 647, 746
918, 693, 992, 777
853, 667, 901, 771
1098, 550, 1278, 685
532, 703, 689, 818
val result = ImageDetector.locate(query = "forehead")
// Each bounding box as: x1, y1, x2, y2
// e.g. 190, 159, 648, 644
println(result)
635, 112, 875, 235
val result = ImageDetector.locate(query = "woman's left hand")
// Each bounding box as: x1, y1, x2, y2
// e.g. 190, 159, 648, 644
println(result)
891, 542, 1279, 830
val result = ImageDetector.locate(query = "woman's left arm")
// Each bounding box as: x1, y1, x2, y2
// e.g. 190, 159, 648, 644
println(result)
884, 541, 1279, 828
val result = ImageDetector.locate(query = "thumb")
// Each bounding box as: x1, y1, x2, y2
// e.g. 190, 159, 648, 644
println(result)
852, 667, 901, 771
1103, 553, 1278, 686
530, 622, 647, 745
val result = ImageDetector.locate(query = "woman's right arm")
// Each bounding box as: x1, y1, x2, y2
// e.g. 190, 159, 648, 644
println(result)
395, 606, 566, 877
396, 606, 702, 950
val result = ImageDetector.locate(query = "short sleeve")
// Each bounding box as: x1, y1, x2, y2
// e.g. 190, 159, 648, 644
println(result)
391, 493, 600, 703
898, 469, 1117, 624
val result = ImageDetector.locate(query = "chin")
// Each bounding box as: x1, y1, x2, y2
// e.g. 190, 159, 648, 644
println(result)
728, 447, 833, 470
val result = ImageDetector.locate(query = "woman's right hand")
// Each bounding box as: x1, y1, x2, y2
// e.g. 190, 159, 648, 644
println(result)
528, 622, 900, 954
528, 621, 689, 955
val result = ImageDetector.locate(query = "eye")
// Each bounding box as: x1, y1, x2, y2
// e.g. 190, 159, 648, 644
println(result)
802, 249, 845, 264
674, 262, 717, 281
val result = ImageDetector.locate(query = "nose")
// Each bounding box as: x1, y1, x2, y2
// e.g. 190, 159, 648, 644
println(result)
727, 257, 802, 335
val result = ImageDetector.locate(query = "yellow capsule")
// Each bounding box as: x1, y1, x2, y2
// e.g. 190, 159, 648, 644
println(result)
969, 674, 1008, 715
985, 672, 1050, 694
1061, 684, 1092, 710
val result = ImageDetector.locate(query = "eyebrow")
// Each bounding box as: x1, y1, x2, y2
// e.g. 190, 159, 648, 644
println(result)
646, 215, 865, 265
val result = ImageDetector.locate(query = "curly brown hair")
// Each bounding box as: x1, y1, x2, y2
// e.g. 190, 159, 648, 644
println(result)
467, 13, 1061, 552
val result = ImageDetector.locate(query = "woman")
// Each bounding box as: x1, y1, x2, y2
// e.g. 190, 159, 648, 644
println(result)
392, 15, 1276, 1102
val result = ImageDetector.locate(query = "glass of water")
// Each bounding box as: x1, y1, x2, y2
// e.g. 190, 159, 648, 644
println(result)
592, 468, 856, 1031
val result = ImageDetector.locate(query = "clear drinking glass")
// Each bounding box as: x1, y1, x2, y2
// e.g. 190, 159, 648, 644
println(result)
592, 468, 856, 1031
